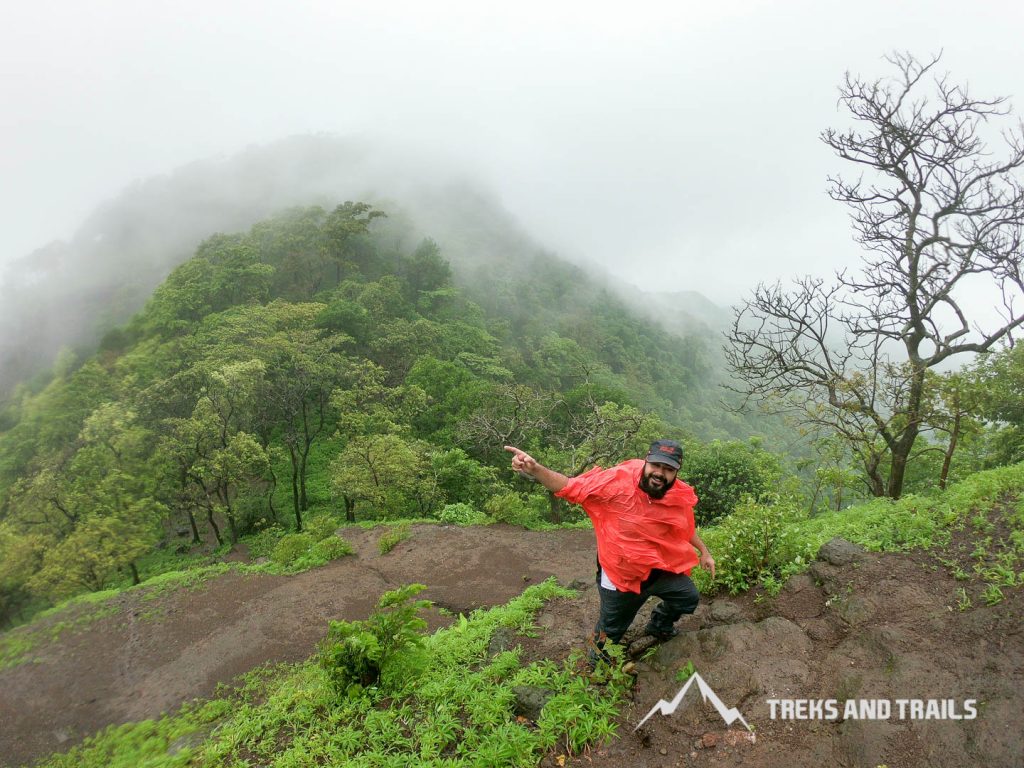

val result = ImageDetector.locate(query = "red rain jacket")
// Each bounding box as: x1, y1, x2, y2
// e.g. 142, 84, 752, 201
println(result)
555, 459, 699, 593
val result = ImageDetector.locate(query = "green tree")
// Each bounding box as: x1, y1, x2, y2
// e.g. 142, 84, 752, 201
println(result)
969, 344, 1024, 466
158, 362, 271, 544
680, 440, 783, 526
324, 201, 387, 283
27, 506, 160, 600
404, 357, 490, 441
330, 435, 438, 520
197, 302, 350, 530
0, 524, 48, 627
400, 238, 451, 298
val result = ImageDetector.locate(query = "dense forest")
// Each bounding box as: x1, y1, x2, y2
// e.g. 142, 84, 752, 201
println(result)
0, 201, 776, 625
1, 191, 1021, 630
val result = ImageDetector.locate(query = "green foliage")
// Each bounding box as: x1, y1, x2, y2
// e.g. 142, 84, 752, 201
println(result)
377, 523, 411, 554
694, 461, 1024, 598
702, 497, 803, 594
318, 584, 431, 696
310, 536, 354, 562
244, 524, 287, 559
438, 502, 490, 526
675, 659, 697, 683
680, 439, 783, 525
303, 514, 339, 541
271, 533, 316, 567
428, 447, 498, 508
0, 198, 787, 618
35, 579, 626, 768
484, 491, 543, 528
331, 435, 440, 520
970, 345, 1024, 467
28, 508, 162, 600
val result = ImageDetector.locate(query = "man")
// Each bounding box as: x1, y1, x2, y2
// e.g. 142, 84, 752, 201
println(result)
504, 439, 714, 661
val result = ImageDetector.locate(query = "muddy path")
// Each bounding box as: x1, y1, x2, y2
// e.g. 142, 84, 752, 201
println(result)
2, 524, 1022, 768
0, 524, 599, 767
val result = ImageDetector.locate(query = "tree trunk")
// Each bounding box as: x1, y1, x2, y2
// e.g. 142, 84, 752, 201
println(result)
186, 509, 202, 544
939, 409, 961, 491
266, 463, 279, 523
129, 561, 140, 585
218, 484, 239, 543
299, 447, 309, 511
206, 507, 223, 546
887, 449, 910, 499
344, 495, 356, 523
808, 476, 823, 514
863, 455, 886, 497
547, 492, 562, 524
287, 443, 302, 530
887, 367, 927, 499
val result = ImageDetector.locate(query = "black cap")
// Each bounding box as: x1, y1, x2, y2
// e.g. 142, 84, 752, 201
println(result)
646, 439, 683, 469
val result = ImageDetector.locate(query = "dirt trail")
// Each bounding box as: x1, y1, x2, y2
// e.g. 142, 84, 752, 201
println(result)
2, 524, 1022, 768
0, 524, 598, 767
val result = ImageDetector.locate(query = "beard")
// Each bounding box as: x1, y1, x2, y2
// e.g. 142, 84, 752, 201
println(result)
639, 471, 675, 500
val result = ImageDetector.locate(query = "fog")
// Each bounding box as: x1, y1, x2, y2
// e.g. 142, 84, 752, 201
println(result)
1, 1, 1022, 382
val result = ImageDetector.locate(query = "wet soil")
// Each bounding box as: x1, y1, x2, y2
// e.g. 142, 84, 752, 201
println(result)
1, 523, 1022, 767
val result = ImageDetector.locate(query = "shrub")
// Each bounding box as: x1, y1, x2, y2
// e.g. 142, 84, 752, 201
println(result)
484, 491, 542, 527
681, 440, 783, 525
699, 498, 803, 594
438, 503, 489, 526
311, 536, 354, 562
318, 583, 431, 696
378, 524, 411, 554
304, 514, 339, 541
245, 523, 285, 559
271, 533, 315, 566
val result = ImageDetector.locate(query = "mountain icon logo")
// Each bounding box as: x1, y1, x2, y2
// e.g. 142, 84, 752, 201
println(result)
635, 671, 752, 732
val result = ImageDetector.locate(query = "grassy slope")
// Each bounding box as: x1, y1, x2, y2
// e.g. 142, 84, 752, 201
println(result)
14, 462, 1024, 767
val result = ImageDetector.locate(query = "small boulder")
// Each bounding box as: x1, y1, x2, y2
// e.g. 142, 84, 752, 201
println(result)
783, 573, 815, 594
709, 601, 745, 624
835, 595, 875, 626
512, 685, 553, 721
627, 635, 659, 657
488, 627, 518, 657
816, 538, 864, 566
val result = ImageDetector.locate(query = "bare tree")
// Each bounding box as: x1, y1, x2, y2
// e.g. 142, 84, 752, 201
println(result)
726, 52, 1024, 498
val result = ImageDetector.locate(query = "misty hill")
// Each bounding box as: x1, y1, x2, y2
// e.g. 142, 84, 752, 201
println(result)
0, 198, 779, 628
620, 288, 732, 337
0, 135, 727, 398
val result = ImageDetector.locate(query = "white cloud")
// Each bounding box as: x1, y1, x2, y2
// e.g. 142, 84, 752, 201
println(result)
2, 0, 1021, 307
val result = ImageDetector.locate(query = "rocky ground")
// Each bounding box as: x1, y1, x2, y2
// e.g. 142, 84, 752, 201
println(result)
1, 524, 1021, 767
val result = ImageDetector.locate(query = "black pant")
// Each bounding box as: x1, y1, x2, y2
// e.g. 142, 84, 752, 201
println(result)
594, 567, 700, 644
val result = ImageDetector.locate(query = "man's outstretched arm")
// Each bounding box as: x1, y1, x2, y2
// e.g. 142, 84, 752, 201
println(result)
504, 445, 569, 493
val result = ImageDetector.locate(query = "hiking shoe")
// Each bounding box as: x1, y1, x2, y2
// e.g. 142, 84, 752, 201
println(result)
586, 646, 614, 670
645, 625, 679, 642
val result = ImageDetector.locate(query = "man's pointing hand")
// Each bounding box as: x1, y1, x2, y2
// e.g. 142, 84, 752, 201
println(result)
504, 445, 538, 478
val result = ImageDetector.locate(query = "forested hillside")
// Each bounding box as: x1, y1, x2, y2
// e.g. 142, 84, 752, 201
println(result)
0, 201, 777, 627
0, 136, 728, 399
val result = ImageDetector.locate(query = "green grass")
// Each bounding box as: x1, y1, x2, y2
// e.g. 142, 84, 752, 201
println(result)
693, 461, 1024, 597
0, 598, 121, 671
0, 563, 266, 670
377, 522, 412, 554
13, 463, 1024, 763
37, 579, 631, 768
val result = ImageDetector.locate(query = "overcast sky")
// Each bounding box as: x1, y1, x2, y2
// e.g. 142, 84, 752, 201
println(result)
2, 0, 1022, 307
